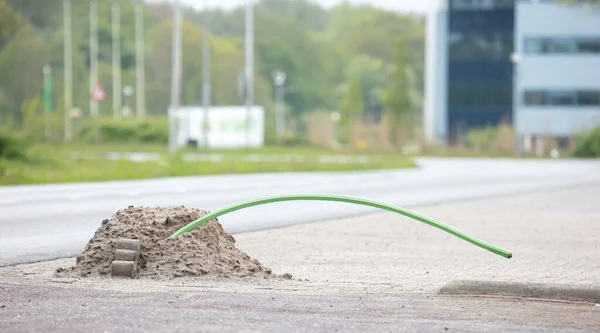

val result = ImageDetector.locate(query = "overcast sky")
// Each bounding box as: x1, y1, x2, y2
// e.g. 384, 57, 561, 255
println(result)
145, 0, 429, 13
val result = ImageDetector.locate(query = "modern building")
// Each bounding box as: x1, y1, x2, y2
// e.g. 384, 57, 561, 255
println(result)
424, 0, 600, 149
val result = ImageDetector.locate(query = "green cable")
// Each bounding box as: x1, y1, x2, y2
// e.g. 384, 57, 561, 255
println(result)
169, 194, 512, 259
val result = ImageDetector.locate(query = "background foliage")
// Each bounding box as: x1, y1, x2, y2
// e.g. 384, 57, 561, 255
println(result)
0, 0, 425, 146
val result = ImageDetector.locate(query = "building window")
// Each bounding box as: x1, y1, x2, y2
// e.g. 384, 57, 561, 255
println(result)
577, 40, 600, 53
524, 39, 546, 54
451, 0, 515, 10
523, 90, 600, 106
578, 91, 600, 105
548, 39, 576, 53
525, 37, 600, 54
449, 33, 513, 60
548, 91, 575, 105
524, 91, 545, 105
449, 84, 512, 108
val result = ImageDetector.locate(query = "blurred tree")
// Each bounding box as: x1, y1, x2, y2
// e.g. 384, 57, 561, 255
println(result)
255, 10, 334, 116
0, 24, 45, 124
338, 74, 363, 144
5, 0, 62, 29
0, 0, 23, 48
382, 38, 412, 149
346, 55, 387, 114
0, 0, 426, 145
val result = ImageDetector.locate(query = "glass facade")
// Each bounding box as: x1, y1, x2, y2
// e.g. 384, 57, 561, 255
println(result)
446, 0, 515, 142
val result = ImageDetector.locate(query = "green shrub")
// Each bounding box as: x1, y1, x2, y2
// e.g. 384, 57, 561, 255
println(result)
77, 117, 169, 144
277, 133, 312, 147
465, 126, 496, 152
573, 126, 600, 158
0, 130, 27, 160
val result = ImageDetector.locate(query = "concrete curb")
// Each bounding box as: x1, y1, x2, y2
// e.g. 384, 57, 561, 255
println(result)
439, 280, 600, 304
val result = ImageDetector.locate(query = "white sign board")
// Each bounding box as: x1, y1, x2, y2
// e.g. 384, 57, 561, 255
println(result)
169, 106, 265, 149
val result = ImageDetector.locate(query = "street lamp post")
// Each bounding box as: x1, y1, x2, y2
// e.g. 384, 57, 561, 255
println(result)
63, 0, 73, 142
112, 3, 122, 120
135, 3, 146, 119
244, 0, 254, 148
272, 70, 286, 139
169, 0, 183, 154
201, 3, 211, 150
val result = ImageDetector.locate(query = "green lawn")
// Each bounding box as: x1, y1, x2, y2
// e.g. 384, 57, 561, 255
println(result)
0, 143, 415, 185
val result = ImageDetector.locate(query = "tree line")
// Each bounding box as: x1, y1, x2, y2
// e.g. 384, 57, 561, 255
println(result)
0, 0, 424, 145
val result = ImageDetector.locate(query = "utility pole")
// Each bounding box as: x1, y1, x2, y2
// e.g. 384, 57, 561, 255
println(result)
135, 3, 146, 119
272, 70, 286, 139
171, 0, 182, 109
63, 0, 73, 141
244, 0, 254, 148
169, 0, 183, 153
202, 25, 211, 150
90, 0, 99, 143
112, 3, 122, 119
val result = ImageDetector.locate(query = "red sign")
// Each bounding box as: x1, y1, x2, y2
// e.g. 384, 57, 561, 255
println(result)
91, 84, 106, 102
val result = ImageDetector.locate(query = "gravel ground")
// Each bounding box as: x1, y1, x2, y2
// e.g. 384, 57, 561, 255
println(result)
1, 184, 599, 332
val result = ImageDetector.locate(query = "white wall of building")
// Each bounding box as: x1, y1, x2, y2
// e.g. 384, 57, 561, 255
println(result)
515, 1, 600, 137
424, 0, 448, 145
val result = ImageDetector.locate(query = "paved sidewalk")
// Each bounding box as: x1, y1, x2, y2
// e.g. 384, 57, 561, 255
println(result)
236, 183, 600, 294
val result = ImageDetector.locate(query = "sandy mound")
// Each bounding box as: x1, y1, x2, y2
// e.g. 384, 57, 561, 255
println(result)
56, 205, 281, 280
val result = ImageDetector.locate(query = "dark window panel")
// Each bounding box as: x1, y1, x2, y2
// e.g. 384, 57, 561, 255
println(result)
449, 33, 514, 60
548, 39, 576, 53
578, 40, 600, 53
525, 37, 600, 54
450, 0, 515, 10
449, 61, 513, 83
524, 91, 545, 105
548, 91, 576, 105
449, 84, 513, 108
577, 91, 600, 105
447, 4, 515, 143
524, 38, 549, 54
449, 9, 514, 33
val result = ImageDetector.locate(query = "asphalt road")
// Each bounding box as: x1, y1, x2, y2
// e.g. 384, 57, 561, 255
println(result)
1, 157, 599, 266
2, 283, 597, 333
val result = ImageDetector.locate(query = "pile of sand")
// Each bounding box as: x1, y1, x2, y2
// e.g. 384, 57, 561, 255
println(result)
56, 205, 282, 280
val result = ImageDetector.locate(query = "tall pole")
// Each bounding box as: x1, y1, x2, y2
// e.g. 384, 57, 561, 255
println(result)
63, 0, 73, 141
112, 3, 121, 119
171, 0, 182, 109
276, 84, 283, 138
135, 3, 146, 119
272, 70, 286, 139
169, 0, 183, 153
244, 0, 254, 148
202, 25, 211, 149
90, 0, 99, 143
43, 65, 52, 142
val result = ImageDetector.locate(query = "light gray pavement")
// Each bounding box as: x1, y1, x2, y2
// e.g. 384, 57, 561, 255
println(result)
1, 183, 599, 332
2, 157, 600, 266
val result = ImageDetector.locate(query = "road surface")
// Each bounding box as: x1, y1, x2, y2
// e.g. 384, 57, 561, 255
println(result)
1, 181, 599, 332
1, 157, 599, 266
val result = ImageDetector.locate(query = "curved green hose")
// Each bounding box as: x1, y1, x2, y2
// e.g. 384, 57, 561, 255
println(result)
169, 194, 512, 259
